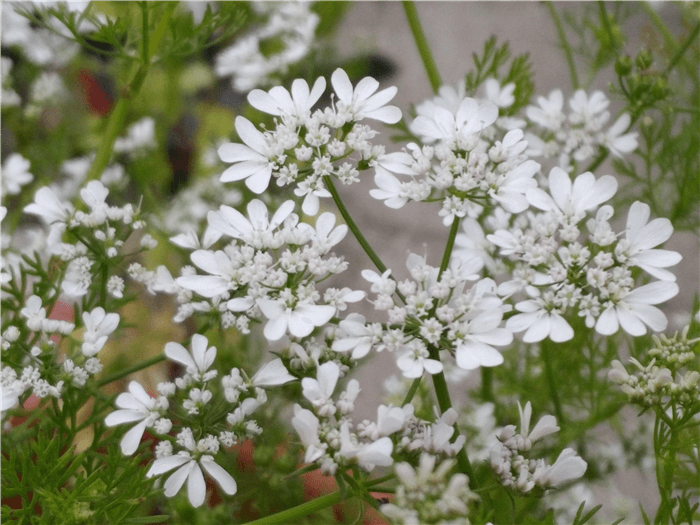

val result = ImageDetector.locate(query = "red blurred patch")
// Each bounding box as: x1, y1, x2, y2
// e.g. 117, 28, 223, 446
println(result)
77, 69, 113, 116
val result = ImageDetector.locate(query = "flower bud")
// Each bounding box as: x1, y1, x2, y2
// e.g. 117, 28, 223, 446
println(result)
635, 49, 653, 70
615, 55, 633, 76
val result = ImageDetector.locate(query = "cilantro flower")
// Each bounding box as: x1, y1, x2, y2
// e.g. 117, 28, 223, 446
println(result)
331, 68, 402, 124
248, 77, 326, 125
105, 381, 164, 455
218, 117, 275, 193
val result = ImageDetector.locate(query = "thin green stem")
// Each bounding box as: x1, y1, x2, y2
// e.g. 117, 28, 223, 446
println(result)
402, 377, 422, 406
664, 20, 700, 76
481, 368, 493, 402
96, 354, 166, 387
244, 492, 343, 525
597, 2, 618, 58
541, 338, 565, 425
402, 1, 442, 94
322, 176, 406, 304
438, 217, 460, 280
427, 348, 478, 490
545, 2, 579, 89
86, 4, 173, 181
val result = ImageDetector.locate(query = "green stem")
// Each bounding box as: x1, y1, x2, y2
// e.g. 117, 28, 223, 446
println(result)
438, 217, 460, 280
428, 348, 478, 489
402, 377, 422, 405
541, 338, 565, 425
86, 4, 173, 181
322, 176, 406, 304
480, 367, 493, 402
402, 1, 442, 94
584, 149, 609, 174
545, 2, 579, 89
244, 492, 343, 525
96, 353, 166, 387
597, 2, 618, 57
664, 20, 700, 76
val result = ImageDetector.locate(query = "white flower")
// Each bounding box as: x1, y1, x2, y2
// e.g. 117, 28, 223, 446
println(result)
361, 268, 396, 295
454, 309, 512, 370
526, 89, 565, 131
251, 358, 296, 387
208, 199, 295, 247
1, 382, 25, 413
396, 340, 443, 378
595, 281, 679, 336
536, 448, 588, 487
146, 450, 237, 507
526, 167, 618, 221
510, 401, 559, 451
105, 381, 160, 455
369, 166, 410, 209
603, 113, 637, 157
490, 159, 540, 214
331, 68, 402, 124
82, 307, 120, 357
291, 404, 325, 463
301, 361, 340, 417
24, 186, 74, 227
332, 313, 375, 359
257, 297, 335, 341
248, 77, 326, 125
2, 153, 33, 195
484, 78, 516, 108
20, 295, 47, 332
218, 117, 275, 193
338, 422, 394, 471
569, 90, 609, 129
374, 405, 406, 438
298, 212, 348, 253
164, 334, 217, 379
617, 201, 681, 281
177, 249, 238, 298
506, 299, 574, 343
412, 97, 498, 146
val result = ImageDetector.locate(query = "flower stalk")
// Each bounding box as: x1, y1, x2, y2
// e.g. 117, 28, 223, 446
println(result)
545, 2, 579, 90
402, 1, 443, 94
86, 3, 174, 182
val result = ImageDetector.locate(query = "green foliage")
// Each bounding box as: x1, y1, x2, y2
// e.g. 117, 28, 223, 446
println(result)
464, 36, 535, 115
1, 426, 156, 524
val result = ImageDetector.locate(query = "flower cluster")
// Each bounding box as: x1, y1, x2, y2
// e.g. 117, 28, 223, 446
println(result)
473, 168, 682, 342
105, 334, 296, 507
218, 68, 400, 213
372, 82, 539, 226
609, 326, 699, 407
151, 198, 362, 339
22, 180, 152, 299
334, 252, 512, 378
380, 453, 477, 525
1, 302, 118, 412
292, 361, 394, 476
215, 1, 319, 92
525, 89, 638, 170
490, 402, 587, 493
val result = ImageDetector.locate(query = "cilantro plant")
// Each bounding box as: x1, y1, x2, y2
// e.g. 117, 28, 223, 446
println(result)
1, 2, 698, 524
